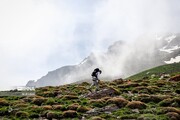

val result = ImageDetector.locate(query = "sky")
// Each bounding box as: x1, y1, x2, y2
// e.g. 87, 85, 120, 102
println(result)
0, 0, 180, 90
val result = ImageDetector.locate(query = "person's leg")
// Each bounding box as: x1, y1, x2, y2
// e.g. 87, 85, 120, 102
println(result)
90, 81, 95, 88
95, 80, 99, 92
89, 80, 95, 92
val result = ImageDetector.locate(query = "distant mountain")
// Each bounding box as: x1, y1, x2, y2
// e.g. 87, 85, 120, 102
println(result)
26, 33, 180, 87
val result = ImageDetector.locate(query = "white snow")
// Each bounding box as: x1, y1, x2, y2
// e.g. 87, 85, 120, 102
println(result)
165, 56, 180, 64
79, 58, 88, 65
160, 45, 180, 53
165, 34, 176, 43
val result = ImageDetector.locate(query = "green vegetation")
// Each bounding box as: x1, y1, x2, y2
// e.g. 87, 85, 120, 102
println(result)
0, 63, 180, 119
128, 62, 180, 80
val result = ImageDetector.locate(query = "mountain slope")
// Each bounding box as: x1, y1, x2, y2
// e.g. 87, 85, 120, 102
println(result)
26, 33, 180, 87
1, 66, 180, 119
127, 62, 180, 80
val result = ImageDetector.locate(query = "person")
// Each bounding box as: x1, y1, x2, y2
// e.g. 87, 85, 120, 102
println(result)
89, 68, 102, 92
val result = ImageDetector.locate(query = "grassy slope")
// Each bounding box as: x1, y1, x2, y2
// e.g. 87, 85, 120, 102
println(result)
0, 63, 180, 120
127, 63, 180, 80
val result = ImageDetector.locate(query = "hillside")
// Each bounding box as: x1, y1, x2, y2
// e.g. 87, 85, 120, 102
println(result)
128, 62, 180, 80
0, 64, 180, 119
26, 33, 180, 88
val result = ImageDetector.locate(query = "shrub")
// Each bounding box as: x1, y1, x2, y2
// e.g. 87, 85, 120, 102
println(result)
120, 114, 138, 119
44, 98, 56, 105
147, 86, 160, 93
68, 103, 80, 110
77, 106, 91, 113
14, 103, 29, 108
62, 110, 77, 118
106, 97, 129, 108
156, 80, 167, 87
41, 105, 52, 110
162, 107, 180, 114
175, 89, 180, 94
173, 98, 180, 107
29, 112, 39, 118
32, 97, 47, 106
80, 82, 90, 86
126, 101, 147, 109
40, 110, 49, 118
63, 95, 78, 100
166, 112, 180, 120
28, 105, 44, 113
159, 98, 173, 107
46, 111, 62, 119
108, 86, 120, 95
0, 98, 9, 106
119, 83, 139, 88
169, 75, 180, 82
52, 105, 64, 110
137, 94, 170, 103
22, 97, 33, 103
112, 78, 124, 84
150, 95, 170, 103
91, 116, 105, 120
42, 91, 56, 97
75, 86, 86, 91
0, 107, 9, 116
139, 82, 149, 86
136, 94, 150, 103
101, 96, 112, 101
15, 111, 29, 118
137, 114, 169, 120
132, 86, 148, 93
89, 99, 106, 108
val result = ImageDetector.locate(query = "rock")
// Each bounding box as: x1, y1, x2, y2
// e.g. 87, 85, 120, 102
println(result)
86, 87, 119, 99
103, 104, 119, 112
132, 109, 140, 113
151, 74, 156, 78
159, 74, 170, 80
86, 108, 101, 116
86, 104, 119, 116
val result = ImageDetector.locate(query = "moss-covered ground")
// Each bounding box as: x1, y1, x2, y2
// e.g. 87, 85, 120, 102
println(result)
0, 63, 180, 120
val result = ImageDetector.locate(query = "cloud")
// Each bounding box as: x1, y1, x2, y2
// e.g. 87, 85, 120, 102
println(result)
0, 0, 86, 90
92, 0, 180, 47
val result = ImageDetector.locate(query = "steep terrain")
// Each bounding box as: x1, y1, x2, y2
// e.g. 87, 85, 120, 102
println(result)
1, 63, 180, 120
26, 33, 180, 88
128, 63, 180, 80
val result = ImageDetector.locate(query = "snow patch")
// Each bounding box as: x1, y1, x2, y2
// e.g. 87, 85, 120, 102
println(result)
165, 56, 180, 64
79, 58, 88, 65
159, 45, 180, 53
165, 35, 176, 43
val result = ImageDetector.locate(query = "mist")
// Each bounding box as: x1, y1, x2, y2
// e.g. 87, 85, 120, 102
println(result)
1, 0, 180, 90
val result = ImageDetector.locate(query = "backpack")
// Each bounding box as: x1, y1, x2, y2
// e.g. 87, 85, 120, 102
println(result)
91, 71, 97, 77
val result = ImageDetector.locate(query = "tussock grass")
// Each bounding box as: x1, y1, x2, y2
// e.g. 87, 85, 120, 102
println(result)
62, 110, 77, 118
106, 97, 129, 108
0, 98, 9, 106
126, 101, 147, 109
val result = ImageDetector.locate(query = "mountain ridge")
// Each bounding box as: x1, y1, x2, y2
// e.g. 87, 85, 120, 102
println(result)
26, 33, 180, 88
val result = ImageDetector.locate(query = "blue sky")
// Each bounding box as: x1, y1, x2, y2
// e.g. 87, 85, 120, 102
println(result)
0, 0, 180, 90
